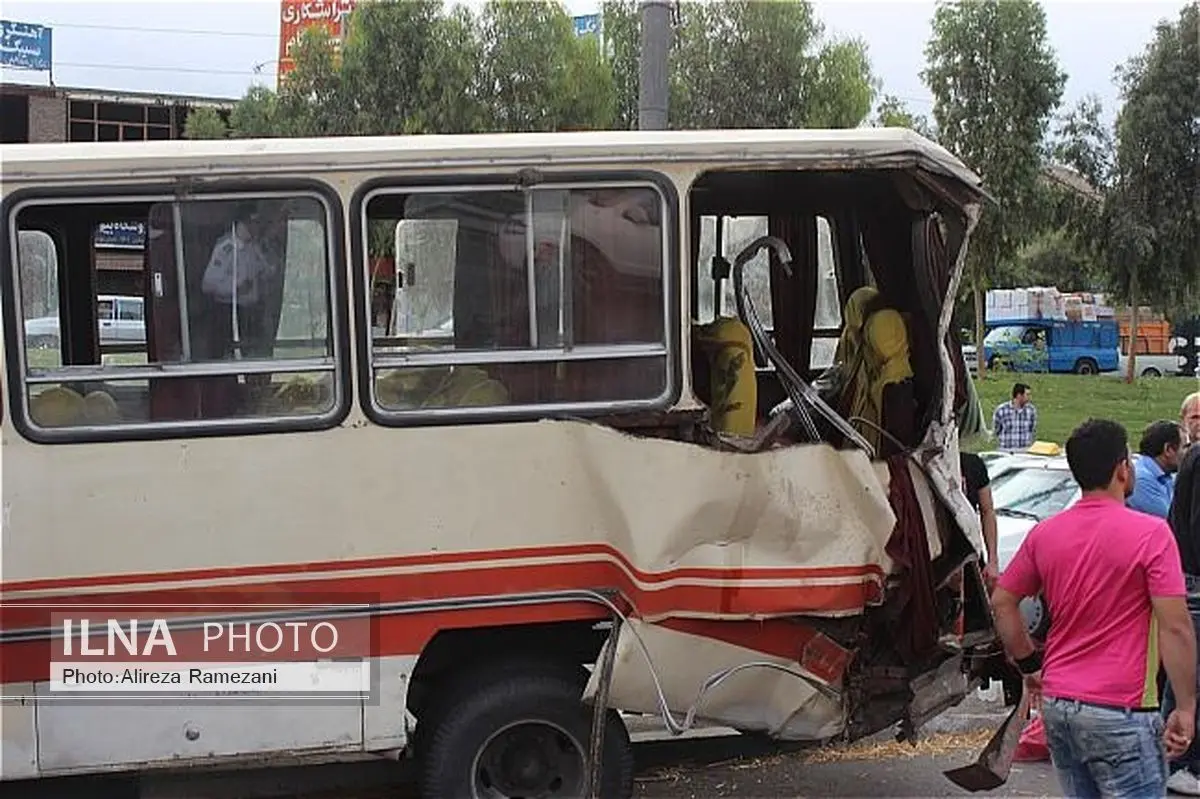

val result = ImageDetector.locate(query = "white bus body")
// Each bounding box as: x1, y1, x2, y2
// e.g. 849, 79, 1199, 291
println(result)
0, 128, 996, 796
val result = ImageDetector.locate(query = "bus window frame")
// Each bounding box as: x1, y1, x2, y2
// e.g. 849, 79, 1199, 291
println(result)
0, 178, 352, 445
350, 170, 682, 428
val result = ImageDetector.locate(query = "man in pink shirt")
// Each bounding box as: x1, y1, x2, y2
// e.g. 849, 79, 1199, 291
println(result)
992, 418, 1198, 797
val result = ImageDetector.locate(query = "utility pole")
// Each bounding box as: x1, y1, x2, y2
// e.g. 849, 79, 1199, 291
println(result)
638, 0, 671, 130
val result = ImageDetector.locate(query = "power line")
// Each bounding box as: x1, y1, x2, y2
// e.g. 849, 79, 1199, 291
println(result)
48, 61, 279, 77
30, 20, 278, 39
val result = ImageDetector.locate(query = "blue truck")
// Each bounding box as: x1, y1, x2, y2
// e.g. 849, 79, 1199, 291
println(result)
980, 317, 1120, 375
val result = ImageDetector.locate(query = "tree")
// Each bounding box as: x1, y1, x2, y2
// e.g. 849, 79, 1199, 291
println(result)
477, 0, 615, 132
1012, 227, 1098, 292
227, 85, 279, 138
871, 94, 936, 139
922, 0, 1066, 373
273, 26, 353, 137
602, 0, 877, 130
408, 5, 487, 134
182, 107, 228, 140
1105, 3, 1200, 380
228, 0, 616, 138
599, 0, 640, 129
338, 0, 444, 135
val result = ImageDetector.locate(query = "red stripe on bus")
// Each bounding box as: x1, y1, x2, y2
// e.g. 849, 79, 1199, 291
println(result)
0, 542, 885, 593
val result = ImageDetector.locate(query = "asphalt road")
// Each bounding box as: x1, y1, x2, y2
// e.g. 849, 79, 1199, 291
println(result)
635, 756, 1059, 798
3, 692, 1062, 799
632, 739, 1060, 798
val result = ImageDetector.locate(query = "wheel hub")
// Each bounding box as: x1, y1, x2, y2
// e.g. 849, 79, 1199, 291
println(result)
474, 721, 585, 799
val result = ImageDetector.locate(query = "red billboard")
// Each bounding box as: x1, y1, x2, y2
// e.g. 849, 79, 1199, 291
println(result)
278, 0, 357, 81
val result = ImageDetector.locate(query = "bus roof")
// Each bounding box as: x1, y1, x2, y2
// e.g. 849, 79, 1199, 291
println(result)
0, 127, 985, 196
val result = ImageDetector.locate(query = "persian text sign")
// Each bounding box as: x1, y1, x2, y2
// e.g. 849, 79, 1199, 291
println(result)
95, 222, 146, 250
278, 0, 356, 80
0, 20, 52, 72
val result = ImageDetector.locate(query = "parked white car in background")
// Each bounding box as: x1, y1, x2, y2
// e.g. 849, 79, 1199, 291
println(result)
23, 294, 145, 348
978, 449, 1079, 641
987, 452, 1080, 570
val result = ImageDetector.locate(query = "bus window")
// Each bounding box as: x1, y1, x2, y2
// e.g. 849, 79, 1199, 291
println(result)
10, 192, 342, 436
17, 230, 61, 369
810, 215, 842, 371
363, 183, 672, 419
695, 215, 772, 327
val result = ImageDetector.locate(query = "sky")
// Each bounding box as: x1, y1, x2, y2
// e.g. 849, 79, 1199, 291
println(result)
0, 0, 1191, 124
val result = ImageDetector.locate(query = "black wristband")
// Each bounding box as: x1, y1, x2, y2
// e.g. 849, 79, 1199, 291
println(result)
1015, 650, 1043, 675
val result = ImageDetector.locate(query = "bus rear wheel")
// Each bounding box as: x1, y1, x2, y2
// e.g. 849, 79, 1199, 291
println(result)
419, 664, 634, 799
1074, 358, 1098, 375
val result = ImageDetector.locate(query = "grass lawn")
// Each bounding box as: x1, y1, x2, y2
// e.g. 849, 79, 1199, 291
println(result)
969, 373, 1200, 449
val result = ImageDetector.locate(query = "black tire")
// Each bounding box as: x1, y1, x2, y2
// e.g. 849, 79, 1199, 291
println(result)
1142, 366, 1162, 378
1073, 358, 1098, 375
419, 665, 634, 799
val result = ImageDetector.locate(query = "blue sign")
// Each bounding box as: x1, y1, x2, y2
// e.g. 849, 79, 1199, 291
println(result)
573, 13, 600, 38
0, 20, 52, 72
95, 222, 146, 250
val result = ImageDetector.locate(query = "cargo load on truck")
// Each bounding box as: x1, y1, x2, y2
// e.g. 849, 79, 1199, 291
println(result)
985, 287, 1113, 325
982, 287, 1119, 374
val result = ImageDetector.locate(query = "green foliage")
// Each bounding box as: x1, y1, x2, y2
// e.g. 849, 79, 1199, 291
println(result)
599, 0, 640, 129
228, 0, 879, 139
227, 86, 279, 138
972, 372, 1186, 447
1107, 3, 1200, 316
339, 0, 443, 135
871, 95, 937, 139
274, 26, 351, 137
922, 0, 1066, 373
182, 107, 228, 140
1011, 227, 1099, 293
477, 0, 615, 131
662, 0, 876, 129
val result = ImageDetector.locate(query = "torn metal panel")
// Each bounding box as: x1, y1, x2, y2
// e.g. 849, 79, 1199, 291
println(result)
559, 422, 899, 620
583, 619, 848, 741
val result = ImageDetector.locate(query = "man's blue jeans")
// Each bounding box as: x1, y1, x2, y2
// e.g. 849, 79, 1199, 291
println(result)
1042, 697, 1167, 798
1160, 586, 1200, 774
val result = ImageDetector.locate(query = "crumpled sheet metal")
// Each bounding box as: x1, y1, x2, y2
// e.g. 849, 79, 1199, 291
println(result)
557, 421, 899, 621
584, 619, 848, 741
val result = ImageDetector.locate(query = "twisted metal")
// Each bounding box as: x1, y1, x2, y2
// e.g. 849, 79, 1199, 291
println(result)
729, 236, 875, 457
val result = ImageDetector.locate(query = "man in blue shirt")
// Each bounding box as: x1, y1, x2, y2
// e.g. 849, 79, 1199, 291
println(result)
1128, 420, 1184, 518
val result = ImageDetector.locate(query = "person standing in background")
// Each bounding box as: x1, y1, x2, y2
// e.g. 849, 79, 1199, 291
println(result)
960, 450, 999, 589
1128, 421, 1184, 519
992, 383, 1037, 451
1164, 412, 1200, 794
1183, 392, 1200, 446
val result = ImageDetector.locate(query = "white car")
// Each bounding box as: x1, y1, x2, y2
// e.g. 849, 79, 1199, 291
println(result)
24, 294, 145, 349
986, 453, 1080, 571
980, 451, 1079, 640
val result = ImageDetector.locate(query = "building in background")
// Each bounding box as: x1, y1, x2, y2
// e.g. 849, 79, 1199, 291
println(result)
0, 81, 235, 144
2, 16, 235, 146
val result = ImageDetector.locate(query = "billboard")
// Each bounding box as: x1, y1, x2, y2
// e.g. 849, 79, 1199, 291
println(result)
278, 0, 356, 82
0, 20, 52, 72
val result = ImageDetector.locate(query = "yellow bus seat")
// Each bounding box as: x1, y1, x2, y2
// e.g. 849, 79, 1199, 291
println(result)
694, 316, 757, 437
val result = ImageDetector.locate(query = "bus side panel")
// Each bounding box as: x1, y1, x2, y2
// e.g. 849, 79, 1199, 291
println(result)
364, 654, 413, 751
34, 690, 363, 774
1, 693, 38, 780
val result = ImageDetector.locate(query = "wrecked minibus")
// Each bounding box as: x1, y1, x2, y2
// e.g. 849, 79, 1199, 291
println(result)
0, 128, 1002, 797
